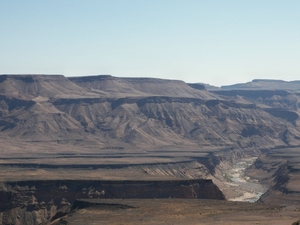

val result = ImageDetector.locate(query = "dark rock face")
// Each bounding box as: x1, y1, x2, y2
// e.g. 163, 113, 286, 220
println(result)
71, 200, 136, 210
264, 108, 299, 123
1, 179, 224, 203
292, 220, 300, 225
0, 179, 224, 225
187, 83, 206, 90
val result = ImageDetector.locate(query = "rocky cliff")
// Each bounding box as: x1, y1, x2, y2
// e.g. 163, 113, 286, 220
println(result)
0, 179, 224, 225
2, 75, 300, 152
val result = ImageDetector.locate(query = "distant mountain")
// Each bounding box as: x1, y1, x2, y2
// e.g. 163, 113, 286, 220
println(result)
1, 75, 300, 154
187, 83, 220, 90
221, 79, 300, 90
69, 75, 216, 98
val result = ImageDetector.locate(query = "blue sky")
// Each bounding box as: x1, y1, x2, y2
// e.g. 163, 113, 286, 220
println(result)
1, 0, 299, 86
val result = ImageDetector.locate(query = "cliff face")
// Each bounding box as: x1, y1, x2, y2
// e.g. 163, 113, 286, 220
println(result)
1, 179, 225, 204
245, 147, 300, 206
0, 179, 224, 225
1, 74, 300, 152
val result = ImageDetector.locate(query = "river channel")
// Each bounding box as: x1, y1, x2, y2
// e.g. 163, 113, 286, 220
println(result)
223, 157, 267, 202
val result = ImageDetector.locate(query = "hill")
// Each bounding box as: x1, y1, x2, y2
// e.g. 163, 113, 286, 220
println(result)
1, 75, 300, 153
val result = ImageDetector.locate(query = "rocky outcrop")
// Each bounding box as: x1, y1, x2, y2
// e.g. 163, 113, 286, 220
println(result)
245, 147, 300, 206
0, 179, 224, 225
0, 179, 224, 203
292, 220, 300, 225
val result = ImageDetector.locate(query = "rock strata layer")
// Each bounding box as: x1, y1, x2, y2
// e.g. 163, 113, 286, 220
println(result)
0, 179, 224, 225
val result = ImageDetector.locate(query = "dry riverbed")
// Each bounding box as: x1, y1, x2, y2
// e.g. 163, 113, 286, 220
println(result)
221, 157, 268, 202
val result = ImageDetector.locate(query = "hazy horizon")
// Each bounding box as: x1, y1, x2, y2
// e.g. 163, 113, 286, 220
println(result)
1, 73, 300, 88
1, 0, 299, 86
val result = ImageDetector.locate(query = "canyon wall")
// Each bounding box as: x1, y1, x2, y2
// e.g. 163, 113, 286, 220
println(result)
0, 179, 224, 225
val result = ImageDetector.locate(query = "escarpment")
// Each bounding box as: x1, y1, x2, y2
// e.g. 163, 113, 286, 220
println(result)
0, 179, 225, 204
0, 179, 224, 225
1, 74, 300, 150
245, 147, 300, 206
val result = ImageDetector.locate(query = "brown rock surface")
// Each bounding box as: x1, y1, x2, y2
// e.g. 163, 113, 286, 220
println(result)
2, 75, 300, 224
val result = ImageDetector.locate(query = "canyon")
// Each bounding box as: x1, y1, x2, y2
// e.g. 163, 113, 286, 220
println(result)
1, 75, 300, 224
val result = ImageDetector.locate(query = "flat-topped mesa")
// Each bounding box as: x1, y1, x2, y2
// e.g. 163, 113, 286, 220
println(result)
69, 74, 184, 83
69, 75, 216, 99
0, 74, 89, 99
0, 74, 65, 82
252, 79, 287, 83
221, 79, 300, 90
0, 74, 216, 99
